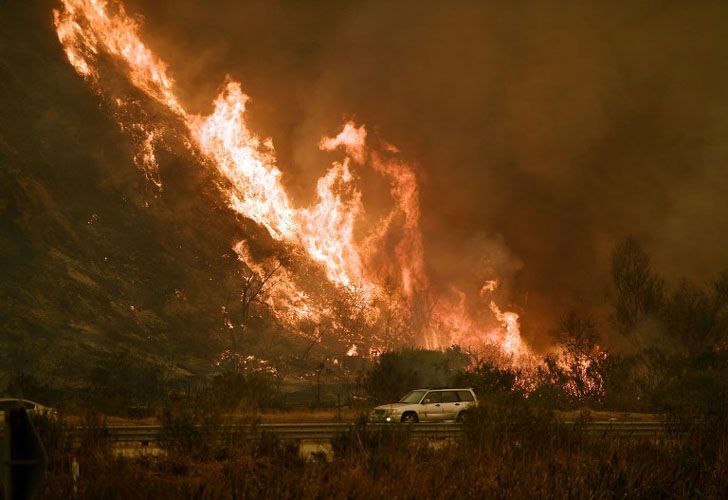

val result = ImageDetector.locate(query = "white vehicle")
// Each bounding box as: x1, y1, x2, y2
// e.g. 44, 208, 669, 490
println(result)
370, 388, 478, 423
0, 398, 57, 423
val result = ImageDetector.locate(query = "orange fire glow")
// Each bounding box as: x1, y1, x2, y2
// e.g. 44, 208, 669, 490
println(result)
53, 0, 534, 362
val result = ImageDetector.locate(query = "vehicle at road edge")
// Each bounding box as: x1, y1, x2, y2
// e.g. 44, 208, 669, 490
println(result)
370, 388, 478, 423
0, 398, 57, 425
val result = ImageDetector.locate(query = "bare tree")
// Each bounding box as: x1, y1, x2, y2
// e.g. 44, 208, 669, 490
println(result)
547, 311, 607, 402
224, 263, 281, 353
410, 290, 439, 347
550, 311, 602, 366
661, 274, 728, 354
610, 237, 665, 348
611, 238, 728, 354
368, 278, 416, 351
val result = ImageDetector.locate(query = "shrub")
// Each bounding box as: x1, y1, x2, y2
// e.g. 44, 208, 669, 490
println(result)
365, 347, 469, 403
208, 369, 284, 411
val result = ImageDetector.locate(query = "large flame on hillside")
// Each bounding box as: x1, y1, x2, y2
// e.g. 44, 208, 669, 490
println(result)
53, 0, 532, 362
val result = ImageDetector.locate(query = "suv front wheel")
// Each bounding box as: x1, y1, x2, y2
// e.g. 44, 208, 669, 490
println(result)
401, 412, 418, 423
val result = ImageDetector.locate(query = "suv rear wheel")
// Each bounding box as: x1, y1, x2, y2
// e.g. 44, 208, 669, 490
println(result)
401, 412, 418, 423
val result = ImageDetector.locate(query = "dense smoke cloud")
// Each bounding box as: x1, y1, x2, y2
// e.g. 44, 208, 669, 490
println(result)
129, 0, 728, 349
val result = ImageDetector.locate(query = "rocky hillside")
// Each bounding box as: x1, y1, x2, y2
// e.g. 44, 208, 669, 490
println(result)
0, 2, 303, 390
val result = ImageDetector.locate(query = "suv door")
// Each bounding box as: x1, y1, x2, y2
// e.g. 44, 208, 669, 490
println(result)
419, 391, 443, 421
440, 391, 462, 420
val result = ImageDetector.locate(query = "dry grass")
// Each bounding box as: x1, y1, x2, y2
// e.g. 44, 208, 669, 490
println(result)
36, 403, 727, 499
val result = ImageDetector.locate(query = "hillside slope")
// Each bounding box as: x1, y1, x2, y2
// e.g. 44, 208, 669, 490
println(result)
0, 2, 286, 388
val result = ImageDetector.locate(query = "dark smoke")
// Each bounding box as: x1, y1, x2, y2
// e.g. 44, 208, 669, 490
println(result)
112, 0, 728, 348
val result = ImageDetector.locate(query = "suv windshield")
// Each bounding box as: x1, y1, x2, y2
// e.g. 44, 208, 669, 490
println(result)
399, 390, 427, 404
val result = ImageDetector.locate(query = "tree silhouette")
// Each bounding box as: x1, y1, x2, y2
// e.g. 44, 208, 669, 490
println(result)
610, 237, 665, 349
224, 263, 281, 353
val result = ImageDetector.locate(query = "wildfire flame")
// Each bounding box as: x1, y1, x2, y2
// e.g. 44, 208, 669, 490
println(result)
53, 0, 533, 361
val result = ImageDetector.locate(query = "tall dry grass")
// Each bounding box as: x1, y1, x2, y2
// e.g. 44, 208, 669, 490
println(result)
30, 399, 728, 499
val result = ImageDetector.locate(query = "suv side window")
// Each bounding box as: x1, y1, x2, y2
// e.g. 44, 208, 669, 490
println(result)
421, 391, 442, 404
441, 391, 459, 403
457, 390, 475, 402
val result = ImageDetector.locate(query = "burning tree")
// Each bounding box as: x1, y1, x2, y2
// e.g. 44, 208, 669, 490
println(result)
544, 312, 607, 403
222, 260, 281, 354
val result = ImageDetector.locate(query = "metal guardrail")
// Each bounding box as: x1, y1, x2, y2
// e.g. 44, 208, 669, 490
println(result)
564, 421, 670, 437
62, 421, 671, 446
67, 423, 462, 444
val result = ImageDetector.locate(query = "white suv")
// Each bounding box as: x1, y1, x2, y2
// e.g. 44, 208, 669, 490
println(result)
0, 398, 57, 419
370, 388, 478, 423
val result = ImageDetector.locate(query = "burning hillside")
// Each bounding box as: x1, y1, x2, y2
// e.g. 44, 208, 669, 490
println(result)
53, 0, 533, 362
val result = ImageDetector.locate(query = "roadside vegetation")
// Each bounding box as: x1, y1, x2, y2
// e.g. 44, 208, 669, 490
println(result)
6, 239, 727, 421
7, 238, 728, 497
33, 394, 728, 498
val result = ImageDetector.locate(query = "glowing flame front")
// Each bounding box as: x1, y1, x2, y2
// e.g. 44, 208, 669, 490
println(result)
53, 0, 533, 361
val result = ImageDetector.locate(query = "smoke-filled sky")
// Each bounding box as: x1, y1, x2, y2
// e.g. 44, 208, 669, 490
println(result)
126, 0, 728, 347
